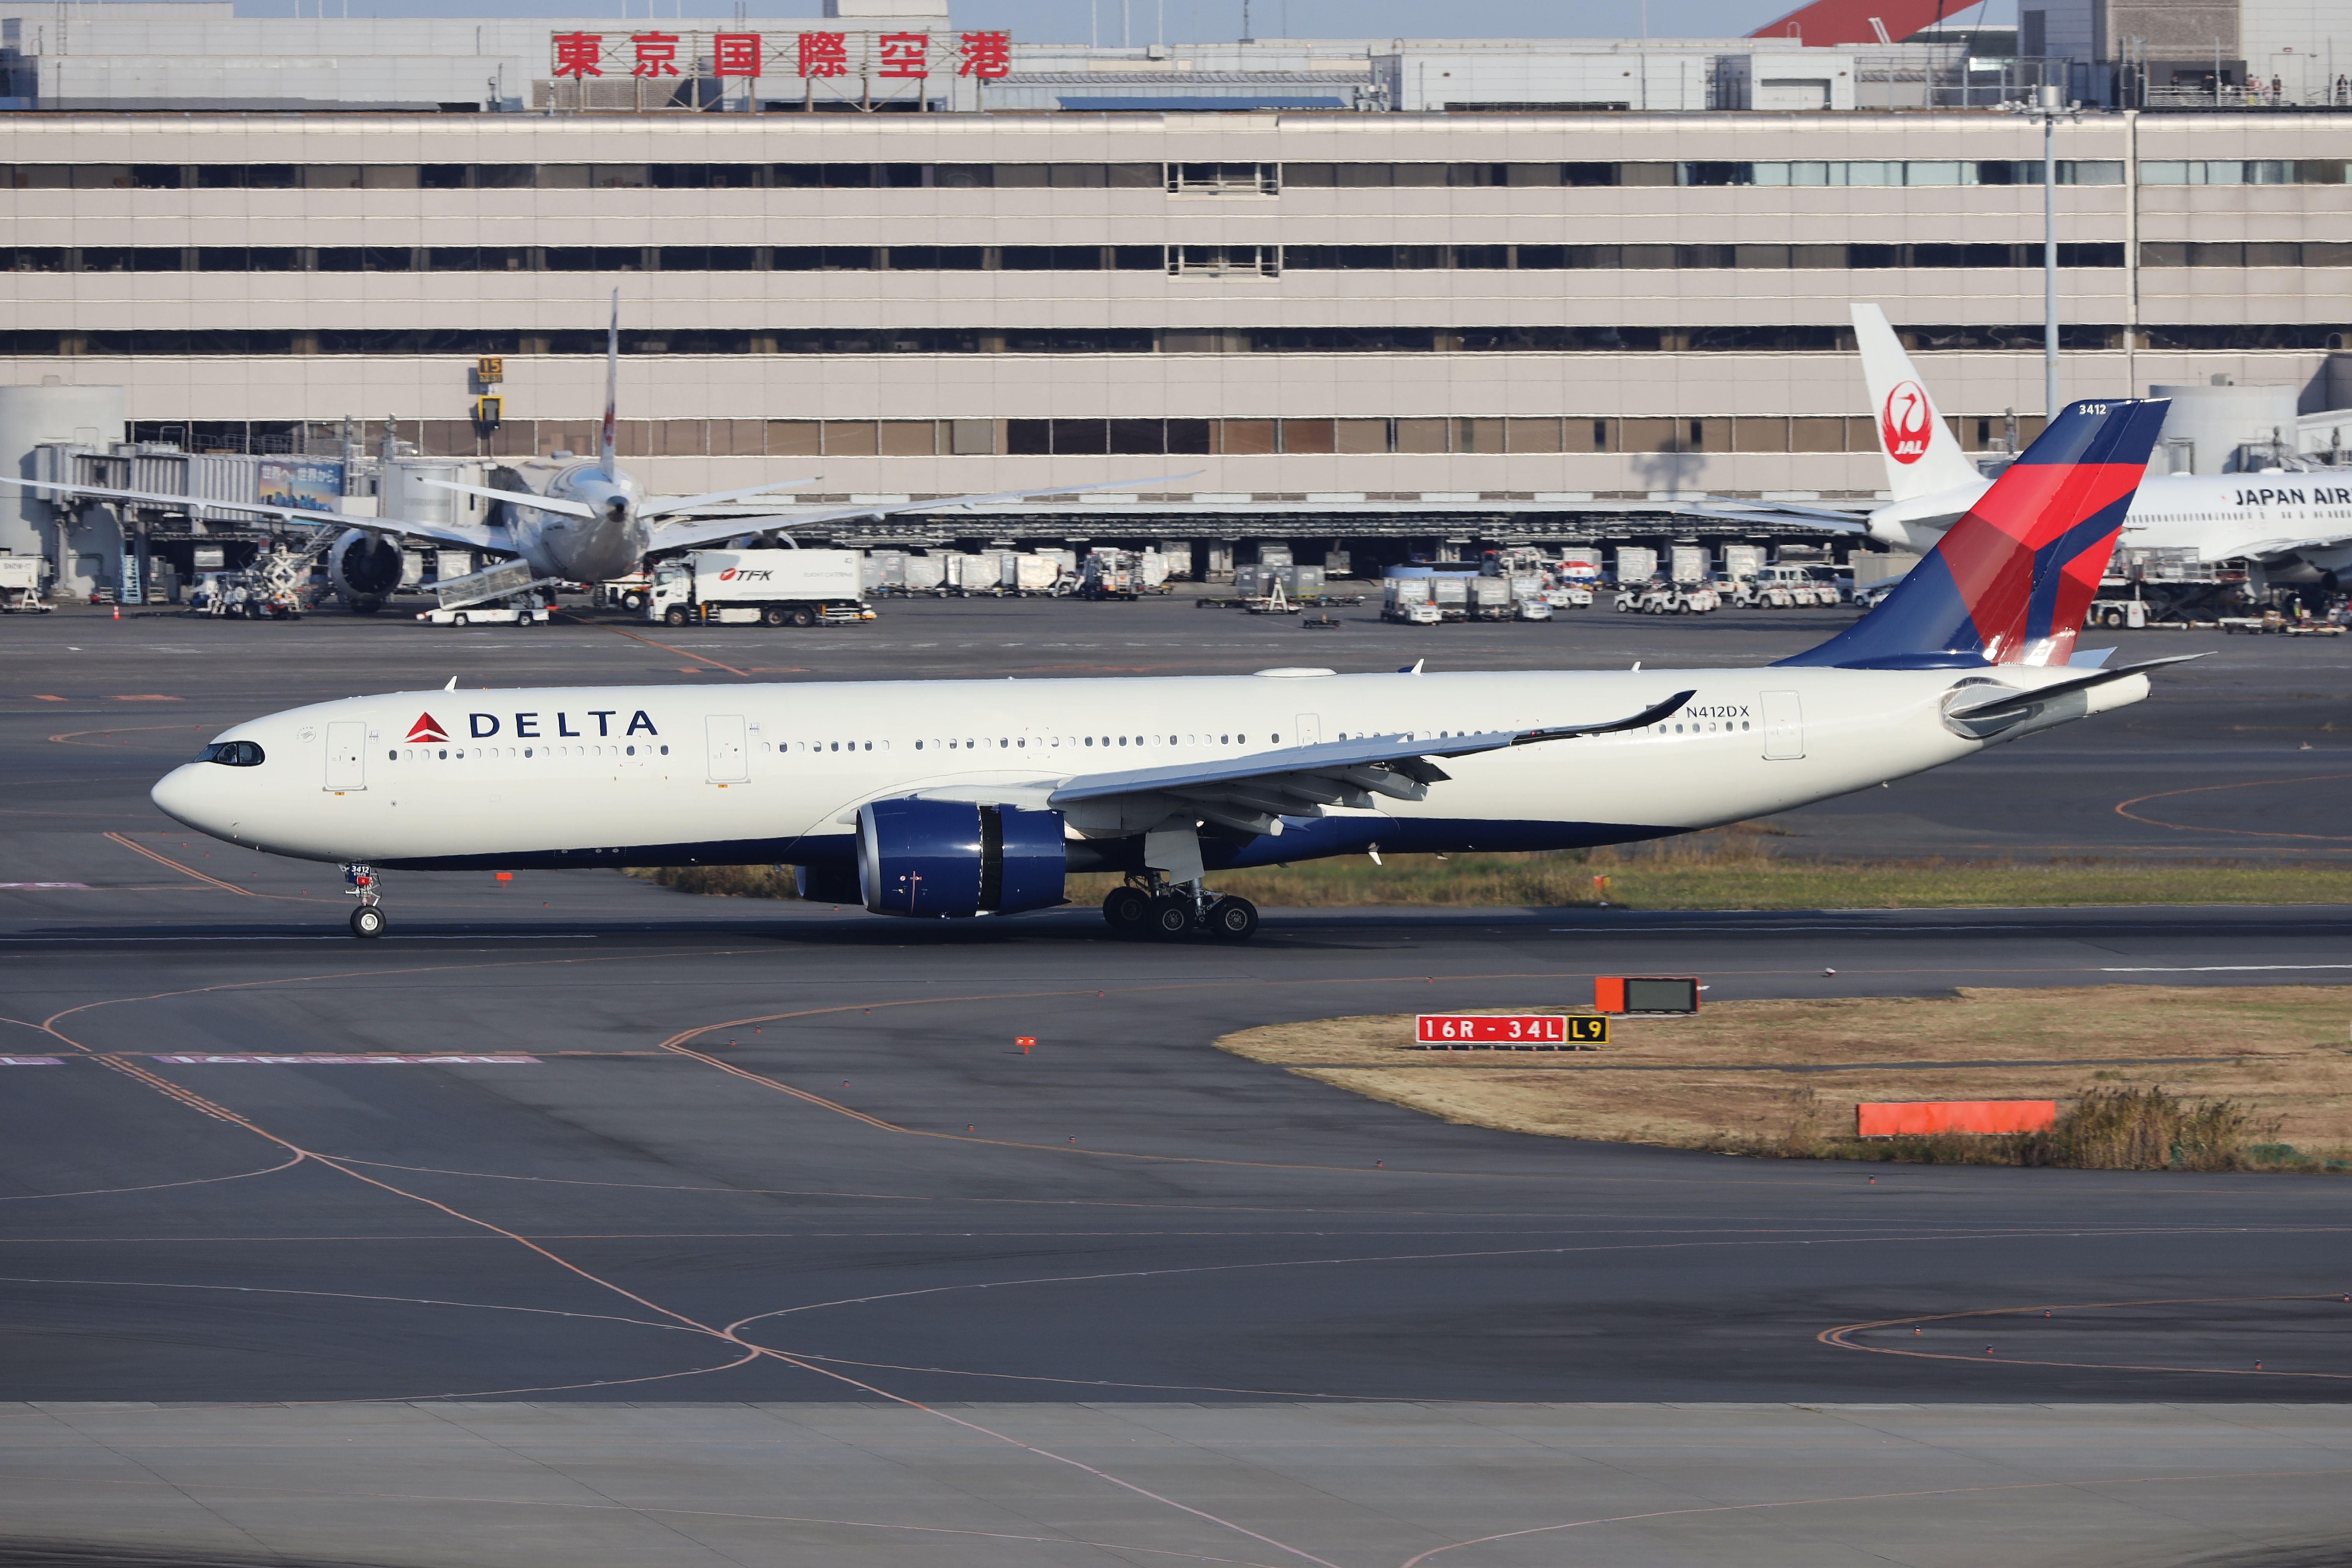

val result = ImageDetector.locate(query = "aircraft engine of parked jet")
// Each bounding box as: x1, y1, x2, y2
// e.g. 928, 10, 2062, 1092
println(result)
855, 798, 1068, 919
328, 528, 405, 614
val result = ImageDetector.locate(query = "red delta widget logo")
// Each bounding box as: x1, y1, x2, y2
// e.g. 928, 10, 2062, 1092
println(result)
1880, 380, 1933, 465
406, 713, 448, 744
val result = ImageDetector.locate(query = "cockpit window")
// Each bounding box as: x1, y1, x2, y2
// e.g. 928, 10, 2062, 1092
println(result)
197, 740, 265, 766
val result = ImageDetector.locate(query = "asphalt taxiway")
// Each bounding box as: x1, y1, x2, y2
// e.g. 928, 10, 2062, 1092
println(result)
2, 598, 2349, 1566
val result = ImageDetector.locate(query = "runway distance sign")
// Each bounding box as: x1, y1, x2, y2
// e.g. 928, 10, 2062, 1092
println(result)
1416, 1015, 1606, 1045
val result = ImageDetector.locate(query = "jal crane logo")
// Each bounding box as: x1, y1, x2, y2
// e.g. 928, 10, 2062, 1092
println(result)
406, 712, 448, 744
1880, 380, 1933, 466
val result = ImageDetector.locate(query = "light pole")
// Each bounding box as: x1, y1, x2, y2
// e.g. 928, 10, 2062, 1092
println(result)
2011, 83, 2082, 422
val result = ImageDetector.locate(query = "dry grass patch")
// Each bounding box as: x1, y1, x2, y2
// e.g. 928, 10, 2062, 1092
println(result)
1216, 986, 2352, 1167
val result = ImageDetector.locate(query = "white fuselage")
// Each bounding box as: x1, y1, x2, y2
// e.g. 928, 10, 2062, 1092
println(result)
490, 459, 649, 584
1871, 471, 2352, 574
149, 665, 2148, 876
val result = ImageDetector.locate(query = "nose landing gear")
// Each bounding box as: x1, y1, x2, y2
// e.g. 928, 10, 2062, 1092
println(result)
1100, 875, 1258, 942
344, 863, 385, 938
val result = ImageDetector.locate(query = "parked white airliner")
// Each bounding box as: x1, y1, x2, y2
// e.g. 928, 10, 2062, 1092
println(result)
6, 292, 1183, 606
1836, 305, 2352, 584
152, 400, 2185, 942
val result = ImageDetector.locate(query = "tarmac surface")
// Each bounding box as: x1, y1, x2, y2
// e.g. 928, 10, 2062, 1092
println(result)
2, 595, 2350, 1566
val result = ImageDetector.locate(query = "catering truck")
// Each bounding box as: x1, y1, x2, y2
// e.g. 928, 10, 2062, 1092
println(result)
646, 549, 873, 628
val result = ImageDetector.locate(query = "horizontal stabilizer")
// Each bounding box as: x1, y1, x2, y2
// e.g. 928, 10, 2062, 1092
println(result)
1942, 654, 2206, 722
420, 479, 596, 519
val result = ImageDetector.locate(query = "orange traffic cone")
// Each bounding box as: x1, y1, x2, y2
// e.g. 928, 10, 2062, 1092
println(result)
111, 603, 119, 621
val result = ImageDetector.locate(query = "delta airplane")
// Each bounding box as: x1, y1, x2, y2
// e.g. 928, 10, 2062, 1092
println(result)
1727, 305, 2352, 590
152, 399, 2186, 943
5, 293, 1179, 606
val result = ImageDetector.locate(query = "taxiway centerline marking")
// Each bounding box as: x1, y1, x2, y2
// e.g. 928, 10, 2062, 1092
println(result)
102, 831, 257, 897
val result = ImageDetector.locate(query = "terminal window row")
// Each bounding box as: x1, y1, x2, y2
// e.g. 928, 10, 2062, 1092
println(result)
5, 241, 2204, 274
6, 158, 2326, 191
10, 324, 2330, 357
132, 412, 2051, 462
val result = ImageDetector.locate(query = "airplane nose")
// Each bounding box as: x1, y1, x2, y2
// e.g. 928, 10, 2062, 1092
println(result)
151, 763, 224, 834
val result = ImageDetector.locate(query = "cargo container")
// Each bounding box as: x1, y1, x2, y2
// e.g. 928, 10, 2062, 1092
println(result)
1670, 545, 1709, 584
1381, 577, 1430, 622
903, 553, 947, 593
1256, 542, 1294, 569
1555, 550, 1601, 583
646, 548, 872, 627
1721, 544, 1768, 582
1613, 547, 1657, 585
1012, 553, 1060, 594
952, 553, 1002, 593
1469, 576, 1516, 620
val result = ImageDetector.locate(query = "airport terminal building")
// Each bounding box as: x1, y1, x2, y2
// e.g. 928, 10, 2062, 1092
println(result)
2, 0, 2349, 585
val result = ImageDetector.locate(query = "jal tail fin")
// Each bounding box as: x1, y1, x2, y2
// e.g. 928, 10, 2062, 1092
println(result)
600, 288, 620, 480
1780, 398, 2170, 670
1853, 303, 1982, 502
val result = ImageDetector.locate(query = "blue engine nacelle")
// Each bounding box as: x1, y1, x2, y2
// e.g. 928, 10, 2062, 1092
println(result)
856, 798, 1068, 918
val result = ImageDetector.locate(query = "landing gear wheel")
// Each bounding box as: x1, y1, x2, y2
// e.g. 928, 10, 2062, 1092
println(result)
789, 606, 816, 628
350, 905, 386, 939
761, 605, 788, 627
1205, 896, 1260, 942
664, 607, 689, 626
1147, 900, 1195, 939
1101, 886, 1152, 937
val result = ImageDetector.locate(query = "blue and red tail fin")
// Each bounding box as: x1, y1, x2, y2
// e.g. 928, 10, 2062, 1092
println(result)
1780, 397, 2171, 670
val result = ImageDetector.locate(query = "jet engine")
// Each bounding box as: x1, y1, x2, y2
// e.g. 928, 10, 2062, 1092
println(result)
855, 798, 1067, 918
327, 528, 404, 614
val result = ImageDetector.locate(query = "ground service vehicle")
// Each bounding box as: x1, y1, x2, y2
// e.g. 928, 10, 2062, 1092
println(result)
155, 401, 2190, 947
0, 556, 47, 612
647, 549, 870, 627
417, 600, 550, 628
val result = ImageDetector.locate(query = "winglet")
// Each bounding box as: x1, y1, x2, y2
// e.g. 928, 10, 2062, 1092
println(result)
443, 676, 457, 691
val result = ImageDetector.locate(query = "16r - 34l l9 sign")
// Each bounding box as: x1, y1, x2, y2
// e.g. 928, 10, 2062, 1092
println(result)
1416, 1015, 1607, 1044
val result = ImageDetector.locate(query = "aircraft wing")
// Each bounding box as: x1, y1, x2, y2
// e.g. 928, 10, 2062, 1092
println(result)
1042, 691, 1694, 836
0, 477, 499, 552
641, 478, 824, 518
2237, 531, 2352, 563
646, 472, 1204, 553
1672, 495, 1873, 530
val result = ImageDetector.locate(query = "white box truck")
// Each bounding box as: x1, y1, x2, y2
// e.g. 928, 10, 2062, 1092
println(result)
1614, 547, 1659, 586
646, 549, 872, 627
1670, 545, 1710, 584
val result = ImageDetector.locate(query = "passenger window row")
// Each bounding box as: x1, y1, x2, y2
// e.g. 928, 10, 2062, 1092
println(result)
13, 157, 2320, 192
18, 321, 2328, 368
385, 743, 672, 760
0, 241, 2146, 274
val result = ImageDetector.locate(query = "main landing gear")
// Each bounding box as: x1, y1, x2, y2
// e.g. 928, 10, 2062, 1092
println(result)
344, 863, 385, 938
1101, 876, 1259, 942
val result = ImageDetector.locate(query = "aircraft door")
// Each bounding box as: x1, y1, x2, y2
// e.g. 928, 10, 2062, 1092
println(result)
324, 721, 367, 791
1295, 713, 1322, 746
706, 714, 749, 782
1760, 691, 1804, 760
